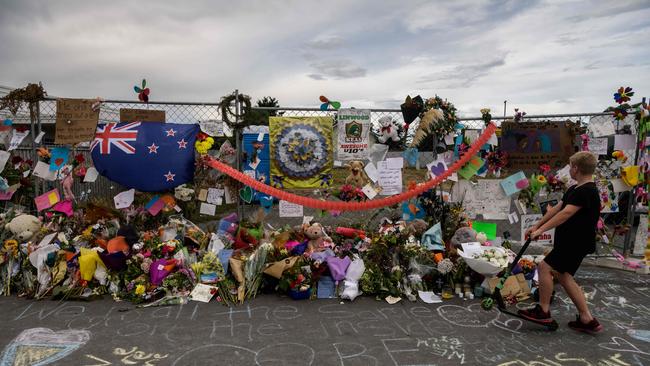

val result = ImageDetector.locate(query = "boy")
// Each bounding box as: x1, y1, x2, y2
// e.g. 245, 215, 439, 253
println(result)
518, 151, 603, 333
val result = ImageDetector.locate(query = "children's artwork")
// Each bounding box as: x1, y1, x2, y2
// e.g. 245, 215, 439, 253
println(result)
377, 160, 403, 195
472, 221, 497, 240
596, 179, 619, 212
521, 214, 555, 245
587, 137, 608, 155
500, 171, 529, 196
35, 189, 61, 211
55, 98, 100, 144
451, 179, 511, 220
458, 155, 484, 180
427, 157, 448, 179
500, 122, 573, 169
588, 118, 616, 137
113, 189, 135, 209
337, 109, 370, 160
269, 117, 333, 188
49, 147, 70, 171
243, 126, 270, 188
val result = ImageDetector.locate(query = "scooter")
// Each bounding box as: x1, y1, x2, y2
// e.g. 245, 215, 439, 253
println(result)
481, 238, 559, 331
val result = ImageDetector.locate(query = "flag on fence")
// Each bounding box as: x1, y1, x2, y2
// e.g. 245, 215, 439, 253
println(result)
91, 122, 199, 192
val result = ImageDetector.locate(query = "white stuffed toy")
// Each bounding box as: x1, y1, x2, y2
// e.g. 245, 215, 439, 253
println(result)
377, 116, 401, 144
5, 214, 42, 242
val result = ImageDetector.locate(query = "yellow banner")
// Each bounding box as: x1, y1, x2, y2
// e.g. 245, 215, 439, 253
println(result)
269, 116, 333, 189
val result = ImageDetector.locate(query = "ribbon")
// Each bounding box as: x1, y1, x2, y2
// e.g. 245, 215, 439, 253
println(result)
207, 123, 497, 211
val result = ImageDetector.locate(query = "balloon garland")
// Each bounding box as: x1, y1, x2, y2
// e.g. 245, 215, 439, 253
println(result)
207, 123, 497, 211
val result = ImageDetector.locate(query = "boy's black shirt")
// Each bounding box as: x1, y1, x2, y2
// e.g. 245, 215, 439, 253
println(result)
554, 182, 601, 254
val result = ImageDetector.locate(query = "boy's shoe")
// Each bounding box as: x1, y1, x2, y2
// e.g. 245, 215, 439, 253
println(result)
517, 304, 553, 323
568, 315, 603, 334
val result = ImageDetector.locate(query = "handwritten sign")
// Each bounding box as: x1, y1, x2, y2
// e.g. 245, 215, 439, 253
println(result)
206, 188, 224, 205
8, 130, 29, 151
55, 98, 100, 144
451, 179, 510, 220
521, 214, 555, 245
119, 108, 166, 123
377, 161, 402, 196
587, 137, 608, 155
279, 200, 303, 217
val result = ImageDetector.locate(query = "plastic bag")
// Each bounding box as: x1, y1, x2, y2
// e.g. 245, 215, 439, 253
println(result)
340, 255, 365, 301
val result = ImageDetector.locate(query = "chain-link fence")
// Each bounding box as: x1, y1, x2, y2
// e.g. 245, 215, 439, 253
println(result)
0, 95, 642, 254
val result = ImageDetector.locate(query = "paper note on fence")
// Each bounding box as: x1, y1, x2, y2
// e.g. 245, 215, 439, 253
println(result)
377, 161, 402, 196
279, 200, 303, 217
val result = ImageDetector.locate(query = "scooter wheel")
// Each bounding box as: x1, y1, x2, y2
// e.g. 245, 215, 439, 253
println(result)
546, 320, 559, 331
481, 298, 494, 310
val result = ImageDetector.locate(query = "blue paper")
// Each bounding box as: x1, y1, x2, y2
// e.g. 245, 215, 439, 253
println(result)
317, 276, 336, 299
218, 249, 234, 274
403, 148, 419, 167
500, 171, 528, 196
50, 147, 70, 171
422, 222, 444, 251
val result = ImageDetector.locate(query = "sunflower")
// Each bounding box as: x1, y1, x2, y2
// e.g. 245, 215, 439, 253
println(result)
537, 175, 547, 184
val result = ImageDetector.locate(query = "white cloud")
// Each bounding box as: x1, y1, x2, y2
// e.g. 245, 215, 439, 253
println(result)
0, 0, 648, 116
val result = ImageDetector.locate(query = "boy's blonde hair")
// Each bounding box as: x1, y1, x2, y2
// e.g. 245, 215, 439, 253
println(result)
569, 151, 597, 175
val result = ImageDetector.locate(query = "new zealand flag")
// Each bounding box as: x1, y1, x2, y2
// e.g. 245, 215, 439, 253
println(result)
91, 122, 199, 192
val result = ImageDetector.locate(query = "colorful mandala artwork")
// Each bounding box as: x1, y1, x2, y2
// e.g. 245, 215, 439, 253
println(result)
270, 117, 333, 188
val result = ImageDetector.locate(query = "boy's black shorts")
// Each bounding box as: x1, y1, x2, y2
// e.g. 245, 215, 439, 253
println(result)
543, 247, 588, 276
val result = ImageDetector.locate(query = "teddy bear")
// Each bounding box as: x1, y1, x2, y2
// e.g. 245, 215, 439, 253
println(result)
304, 223, 332, 253
5, 214, 42, 242
345, 160, 369, 188
377, 116, 400, 144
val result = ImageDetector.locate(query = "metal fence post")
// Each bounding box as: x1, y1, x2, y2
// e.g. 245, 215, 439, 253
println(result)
234, 90, 244, 219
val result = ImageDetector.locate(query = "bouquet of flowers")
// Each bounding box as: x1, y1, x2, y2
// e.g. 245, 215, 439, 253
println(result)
458, 243, 509, 277
337, 184, 366, 202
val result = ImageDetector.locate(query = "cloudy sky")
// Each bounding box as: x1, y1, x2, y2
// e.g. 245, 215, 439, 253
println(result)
1, 0, 649, 116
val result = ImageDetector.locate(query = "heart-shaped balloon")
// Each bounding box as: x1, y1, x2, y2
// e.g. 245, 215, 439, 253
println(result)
239, 186, 253, 203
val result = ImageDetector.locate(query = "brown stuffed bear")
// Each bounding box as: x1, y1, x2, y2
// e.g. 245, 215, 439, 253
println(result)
345, 160, 368, 187
304, 223, 332, 253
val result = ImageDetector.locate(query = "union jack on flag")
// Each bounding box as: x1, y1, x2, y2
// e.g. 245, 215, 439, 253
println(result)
91, 122, 140, 154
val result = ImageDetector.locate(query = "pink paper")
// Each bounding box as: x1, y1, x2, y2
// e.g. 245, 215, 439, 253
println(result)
52, 199, 74, 217
147, 198, 165, 216
0, 190, 15, 201
35, 189, 60, 211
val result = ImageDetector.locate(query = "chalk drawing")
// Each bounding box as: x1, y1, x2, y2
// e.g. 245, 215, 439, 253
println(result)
598, 337, 650, 356
0, 327, 90, 366
171, 343, 314, 366
83, 346, 168, 365
626, 329, 650, 343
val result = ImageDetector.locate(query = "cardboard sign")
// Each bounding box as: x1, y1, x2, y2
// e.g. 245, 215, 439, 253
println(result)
55, 98, 100, 144
521, 214, 555, 245
336, 108, 371, 160
119, 108, 166, 123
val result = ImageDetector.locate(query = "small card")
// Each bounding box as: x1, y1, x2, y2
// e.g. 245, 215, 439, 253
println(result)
249, 157, 260, 170
8, 130, 29, 151
361, 184, 378, 199
189, 284, 218, 303
611, 178, 632, 193
198, 189, 208, 201
200, 202, 217, 216
83, 167, 99, 182
34, 131, 45, 144
279, 200, 303, 217
206, 188, 224, 205
244, 170, 256, 179
0, 150, 9, 171
508, 212, 519, 224
114, 189, 135, 209
587, 137, 608, 155
500, 171, 528, 196
146, 196, 165, 216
